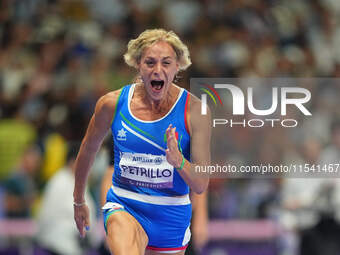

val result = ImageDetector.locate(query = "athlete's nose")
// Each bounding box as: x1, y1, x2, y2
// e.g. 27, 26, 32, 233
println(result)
153, 62, 162, 76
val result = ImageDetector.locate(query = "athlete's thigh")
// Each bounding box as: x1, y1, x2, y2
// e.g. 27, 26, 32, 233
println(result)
145, 250, 186, 255
106, 210, 148, 255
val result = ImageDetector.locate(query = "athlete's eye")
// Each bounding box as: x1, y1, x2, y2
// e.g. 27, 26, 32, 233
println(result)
145, 61, 154, 67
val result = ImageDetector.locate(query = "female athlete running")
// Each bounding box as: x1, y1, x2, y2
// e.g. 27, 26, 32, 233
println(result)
73, 28, 211, 255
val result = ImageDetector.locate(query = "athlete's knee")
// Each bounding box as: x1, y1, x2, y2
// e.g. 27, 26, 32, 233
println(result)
106, 212, 147, 254
107, 213, 136, 243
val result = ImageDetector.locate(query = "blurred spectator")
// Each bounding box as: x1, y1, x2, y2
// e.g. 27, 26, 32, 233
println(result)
36, 142, 97, 255
279, 139, 322, 255
40, 133, 68, 183
317, 119, 340, 221
319, 119, 340, 167
0, 104, 37, 180
3, 145, 41, 218
280, 120, 340, 255
163, 0, 201, 35
299, 121, 340, 255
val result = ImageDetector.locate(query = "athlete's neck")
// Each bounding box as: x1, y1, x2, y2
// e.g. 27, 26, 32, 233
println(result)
136, 83, 179, 114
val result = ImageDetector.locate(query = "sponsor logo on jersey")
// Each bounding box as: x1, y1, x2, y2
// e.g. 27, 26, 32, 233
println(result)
117, 128, 127, 141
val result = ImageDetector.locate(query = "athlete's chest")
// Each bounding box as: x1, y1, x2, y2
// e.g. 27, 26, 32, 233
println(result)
129, 99, 175, 121
112, 85, 189, 152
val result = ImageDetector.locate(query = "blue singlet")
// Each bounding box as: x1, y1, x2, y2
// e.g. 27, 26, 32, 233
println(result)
103, 84, 192, 251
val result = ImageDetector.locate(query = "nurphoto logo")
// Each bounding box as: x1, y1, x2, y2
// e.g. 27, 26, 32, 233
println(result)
190, 78, 340, 179
192, 79, 312, 128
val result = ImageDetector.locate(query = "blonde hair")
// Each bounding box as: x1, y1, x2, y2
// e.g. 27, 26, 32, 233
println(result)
124, 29, 191, 71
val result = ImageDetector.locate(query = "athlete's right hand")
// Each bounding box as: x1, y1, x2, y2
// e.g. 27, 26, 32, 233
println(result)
74, 203, 90, 238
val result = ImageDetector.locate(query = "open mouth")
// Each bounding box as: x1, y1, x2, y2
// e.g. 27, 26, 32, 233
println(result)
151, 80, 164, 91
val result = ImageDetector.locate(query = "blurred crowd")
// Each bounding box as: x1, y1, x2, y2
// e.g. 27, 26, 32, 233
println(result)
1, 0, 340, 255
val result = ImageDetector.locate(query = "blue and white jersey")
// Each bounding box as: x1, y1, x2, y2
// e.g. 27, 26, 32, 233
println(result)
111, 84, 191, 197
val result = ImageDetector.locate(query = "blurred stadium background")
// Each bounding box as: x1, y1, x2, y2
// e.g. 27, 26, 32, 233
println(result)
1, 0, 340, 255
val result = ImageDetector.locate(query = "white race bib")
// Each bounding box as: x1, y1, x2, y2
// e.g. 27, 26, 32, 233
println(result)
119, 152, 174, 189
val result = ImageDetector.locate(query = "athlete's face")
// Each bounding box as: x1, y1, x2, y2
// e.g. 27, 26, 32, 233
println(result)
138, 41, 179, 101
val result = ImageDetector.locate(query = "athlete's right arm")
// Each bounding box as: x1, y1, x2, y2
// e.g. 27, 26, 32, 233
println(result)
73, 90, 120, 237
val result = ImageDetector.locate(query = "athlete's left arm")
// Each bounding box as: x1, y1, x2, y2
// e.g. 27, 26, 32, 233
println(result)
166, 94, 211, 194
191, 190, 209, 250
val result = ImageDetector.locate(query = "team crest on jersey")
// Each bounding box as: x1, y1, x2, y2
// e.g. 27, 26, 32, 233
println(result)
117, 128, 127, 141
